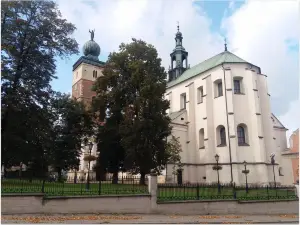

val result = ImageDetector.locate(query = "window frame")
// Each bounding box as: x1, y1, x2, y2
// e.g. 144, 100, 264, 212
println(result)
180, 93, 187, 109
233, 79, 241, 94
217, 82, 223, 97
237, 125, 247, 146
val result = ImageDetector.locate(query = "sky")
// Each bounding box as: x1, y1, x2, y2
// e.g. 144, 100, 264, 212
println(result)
52, 0, 299, 140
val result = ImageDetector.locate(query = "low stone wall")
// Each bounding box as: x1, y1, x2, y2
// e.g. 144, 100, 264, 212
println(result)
2, 194, 298, 215
1, 194, 153, 215
156, 199, 299, 215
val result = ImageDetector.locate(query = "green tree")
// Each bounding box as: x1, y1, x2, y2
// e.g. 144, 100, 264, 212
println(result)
1, 1, 78, 168
92, 73, 126, 183
165, 135, 182, 182
93, 38, 171, 185
47, 92, 93, 181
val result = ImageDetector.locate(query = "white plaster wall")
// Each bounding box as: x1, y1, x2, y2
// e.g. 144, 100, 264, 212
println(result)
165, 62, 287, 185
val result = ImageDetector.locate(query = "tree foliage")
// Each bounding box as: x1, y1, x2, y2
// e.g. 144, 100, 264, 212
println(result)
92, 38, 171, 184
165, 135, 182, 176
1, 1, 78, 168
47, 92, 93, 181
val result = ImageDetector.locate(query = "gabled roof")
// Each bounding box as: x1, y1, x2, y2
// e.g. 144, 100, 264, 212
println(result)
167, 51, 259, 88
169, 109, 186, 121
271, 113, 287, 130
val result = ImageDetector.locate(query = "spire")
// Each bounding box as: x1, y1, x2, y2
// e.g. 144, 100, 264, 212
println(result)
168, 23, 189, 82
224, 38, 228, 51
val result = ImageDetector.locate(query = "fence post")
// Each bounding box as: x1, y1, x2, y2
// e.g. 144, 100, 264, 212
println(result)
267, 185, 269, 200
294, 184, 299, 198
197, 184, 200, 200
148, 171, 158, 212
98, 179, 101, 195
41, 179, 45, 193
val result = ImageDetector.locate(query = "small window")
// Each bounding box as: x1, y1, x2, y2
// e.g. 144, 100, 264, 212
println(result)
180, 93, 186, 109
279, 167, 284, 176
76, 72, 78, 79
74, 83, 77, 91
197, 86, 203, 103
234, 80, 241, 94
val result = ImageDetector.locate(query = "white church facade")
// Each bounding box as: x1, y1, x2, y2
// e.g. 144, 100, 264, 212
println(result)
164, 26, 293, 185
69, 27, 294, 185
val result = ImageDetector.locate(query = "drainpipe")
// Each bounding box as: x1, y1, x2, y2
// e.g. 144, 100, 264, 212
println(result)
222, 63, 233, 184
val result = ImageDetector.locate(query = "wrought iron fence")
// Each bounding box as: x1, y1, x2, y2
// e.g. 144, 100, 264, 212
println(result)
1, 176, 148, 196
157, 183, 298, 201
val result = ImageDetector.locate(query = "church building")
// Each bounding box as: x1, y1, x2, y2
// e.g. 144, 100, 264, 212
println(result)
70, 27, 293, 185
165, 25, 293, 185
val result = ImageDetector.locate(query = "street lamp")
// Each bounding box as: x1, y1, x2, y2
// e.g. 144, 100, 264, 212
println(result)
212, 154, 222, 193
242, 160, 250, 193
270, 154, 276, 188
86, 142, 93, 190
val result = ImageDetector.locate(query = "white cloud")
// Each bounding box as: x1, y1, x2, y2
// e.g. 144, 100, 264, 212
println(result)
57, 0, 299, 133
57, 0, 223, 70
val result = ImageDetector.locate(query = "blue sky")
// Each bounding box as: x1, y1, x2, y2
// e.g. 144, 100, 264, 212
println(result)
54, 0, 299, 137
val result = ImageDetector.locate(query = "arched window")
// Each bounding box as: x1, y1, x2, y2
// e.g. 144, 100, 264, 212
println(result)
199, 128, 204, 149
237, 124, 249, 146
95, 71, 98, 78
220, 127, 226, 145
216, 125, 226, 147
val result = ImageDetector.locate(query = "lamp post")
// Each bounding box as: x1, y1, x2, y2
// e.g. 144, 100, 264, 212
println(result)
86, 142, 93, 190
242, 160, 250, 193
212, 154, 222, 193
270, 154, 276, 188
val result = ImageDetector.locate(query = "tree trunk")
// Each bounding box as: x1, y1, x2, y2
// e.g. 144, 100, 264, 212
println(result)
139, 172, 146, 185
57, 167, 62, 182
112, 171, 118, 184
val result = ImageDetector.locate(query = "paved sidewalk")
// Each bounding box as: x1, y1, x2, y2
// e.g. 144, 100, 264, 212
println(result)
1, 214, 299, 224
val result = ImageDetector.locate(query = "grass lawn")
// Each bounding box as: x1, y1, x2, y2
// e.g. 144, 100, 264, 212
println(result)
1, 179, 148, 196
157, 186, 298, 201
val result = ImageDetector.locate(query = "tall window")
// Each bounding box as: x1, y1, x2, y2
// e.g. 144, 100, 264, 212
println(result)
234, 80, 241, 94
199, 128, 204, 148
180, 93, 186, 109
220, 127, 226, 145
197, 86, 203, 103
237, 126, 246, 145
217, 82, 223, 97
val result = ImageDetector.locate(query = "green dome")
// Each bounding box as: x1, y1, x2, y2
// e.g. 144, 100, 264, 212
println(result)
83, 40, 100, 61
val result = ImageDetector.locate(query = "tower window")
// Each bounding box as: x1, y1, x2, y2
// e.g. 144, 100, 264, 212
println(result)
180, 93, 186, 109
199, 128, 204, 148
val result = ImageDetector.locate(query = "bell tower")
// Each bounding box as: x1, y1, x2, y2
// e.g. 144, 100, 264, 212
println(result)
168, 23, 189, 82
72, 29, 105, 107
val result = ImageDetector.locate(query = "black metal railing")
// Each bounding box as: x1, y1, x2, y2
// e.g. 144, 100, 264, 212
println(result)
157, 183, 298, 201
1, 176, 149, 196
